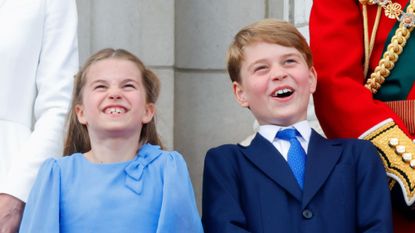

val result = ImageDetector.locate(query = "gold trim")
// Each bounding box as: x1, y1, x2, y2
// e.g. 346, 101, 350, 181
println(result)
364, 121, 415, 204
363, 0, 415, 93
361, 2, 383, 77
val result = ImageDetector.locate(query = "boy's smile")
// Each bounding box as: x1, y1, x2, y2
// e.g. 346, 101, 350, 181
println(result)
272, 87, 294, 98
233, 42, 317, 126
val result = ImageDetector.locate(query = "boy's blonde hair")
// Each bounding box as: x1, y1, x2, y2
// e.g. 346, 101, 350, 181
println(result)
64, 48, 163, 155
227, 19, 313, 83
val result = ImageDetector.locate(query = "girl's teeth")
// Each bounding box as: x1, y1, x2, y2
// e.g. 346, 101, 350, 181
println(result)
107, 108, 124, 114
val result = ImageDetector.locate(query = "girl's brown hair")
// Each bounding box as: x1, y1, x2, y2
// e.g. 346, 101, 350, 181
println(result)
63, 48, 163, 155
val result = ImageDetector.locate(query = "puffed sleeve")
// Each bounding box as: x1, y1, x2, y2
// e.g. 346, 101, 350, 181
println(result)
19, 159, 61, 233
3, 0, 78, 201
156, 152, 203, 233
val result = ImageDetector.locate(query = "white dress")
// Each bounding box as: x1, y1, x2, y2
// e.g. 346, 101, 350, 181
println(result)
0, 0, 79, 201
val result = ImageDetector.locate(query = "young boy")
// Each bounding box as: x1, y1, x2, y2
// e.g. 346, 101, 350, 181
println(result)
202, 19, 393, 233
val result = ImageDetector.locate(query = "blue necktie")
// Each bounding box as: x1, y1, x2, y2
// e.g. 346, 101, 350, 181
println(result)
276, 128, 306, 189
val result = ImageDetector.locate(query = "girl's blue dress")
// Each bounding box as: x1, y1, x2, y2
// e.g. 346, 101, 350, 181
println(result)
19, 143, 203, 233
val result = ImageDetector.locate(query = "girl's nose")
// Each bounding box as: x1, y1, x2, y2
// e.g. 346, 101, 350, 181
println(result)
109, 94, 121, 100
108, 89, 122, 100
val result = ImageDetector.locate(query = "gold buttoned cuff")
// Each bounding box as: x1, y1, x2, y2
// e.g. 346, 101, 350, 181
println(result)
364, 120, 415, 206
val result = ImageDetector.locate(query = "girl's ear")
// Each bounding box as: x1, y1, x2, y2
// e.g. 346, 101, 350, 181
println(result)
142, 103, 155, 124
75, 104, 88, 125
233, 81, 249, 108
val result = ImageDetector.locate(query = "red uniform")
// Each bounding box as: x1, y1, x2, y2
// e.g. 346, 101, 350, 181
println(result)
310, 0, 415, 232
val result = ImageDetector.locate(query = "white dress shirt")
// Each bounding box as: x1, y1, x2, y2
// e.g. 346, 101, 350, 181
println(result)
0, 0, 78, 201
258, 121, 312, 161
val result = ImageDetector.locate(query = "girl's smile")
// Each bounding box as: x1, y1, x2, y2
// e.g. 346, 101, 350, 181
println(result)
103, 105, 128, 116
75, 58, 154, 138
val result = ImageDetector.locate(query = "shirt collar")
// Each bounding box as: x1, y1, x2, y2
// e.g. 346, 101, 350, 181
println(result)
258, 120, 312, 144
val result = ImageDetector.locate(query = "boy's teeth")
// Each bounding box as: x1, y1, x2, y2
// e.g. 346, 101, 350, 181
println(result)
274, 88, 293, 97
277, 89, 288, 94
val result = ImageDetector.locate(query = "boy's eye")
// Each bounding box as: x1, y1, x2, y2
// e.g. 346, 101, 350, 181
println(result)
254, 65, 269, 73
284, 59, 297, 64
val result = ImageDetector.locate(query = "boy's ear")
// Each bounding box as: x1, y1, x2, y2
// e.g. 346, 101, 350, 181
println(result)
309, 66, 318, 94
75, 104, 87, 125
233, 81, 249, 108
142, 103, 155, 124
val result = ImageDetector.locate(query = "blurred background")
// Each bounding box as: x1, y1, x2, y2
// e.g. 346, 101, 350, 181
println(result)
76, 0, 319, 209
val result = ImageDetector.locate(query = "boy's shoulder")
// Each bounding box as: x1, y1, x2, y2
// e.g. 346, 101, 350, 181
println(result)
324, 137, 374, 148
205, 143, 247, 165
321, 137, 380, 163
207, 143, 243, 154
325, 136, 370, 143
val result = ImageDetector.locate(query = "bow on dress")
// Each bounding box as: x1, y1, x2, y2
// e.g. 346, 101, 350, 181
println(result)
124, 144, 162, 194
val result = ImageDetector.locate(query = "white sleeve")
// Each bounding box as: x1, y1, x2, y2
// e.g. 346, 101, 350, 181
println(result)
2, 0, 78, 202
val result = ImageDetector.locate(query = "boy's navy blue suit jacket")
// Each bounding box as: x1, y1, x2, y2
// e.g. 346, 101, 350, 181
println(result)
202, 130, 393, 233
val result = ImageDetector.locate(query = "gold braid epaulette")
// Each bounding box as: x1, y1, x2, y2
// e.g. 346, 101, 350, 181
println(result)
364, 121, 415, 205
364, 0, 415, 94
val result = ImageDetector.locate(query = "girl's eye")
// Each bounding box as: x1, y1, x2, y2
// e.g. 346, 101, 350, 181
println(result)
123, 83, 136, 89
94, 85, 106, 90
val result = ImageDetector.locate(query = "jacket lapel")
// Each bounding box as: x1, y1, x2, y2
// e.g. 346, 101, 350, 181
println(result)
240, 133, 302, 202
302, 130, 342, 208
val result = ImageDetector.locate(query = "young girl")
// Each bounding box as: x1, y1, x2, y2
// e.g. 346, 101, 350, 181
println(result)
19, 48, 204, 232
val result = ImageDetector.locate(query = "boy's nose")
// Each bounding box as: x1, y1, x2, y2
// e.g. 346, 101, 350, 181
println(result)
271, 70, 287, 80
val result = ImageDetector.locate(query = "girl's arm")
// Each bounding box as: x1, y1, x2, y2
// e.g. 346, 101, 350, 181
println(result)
156, 151, 203, 233
19, 159, 61, 233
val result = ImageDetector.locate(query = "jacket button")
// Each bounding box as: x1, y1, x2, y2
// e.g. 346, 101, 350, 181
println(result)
302, 209, 313, 219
